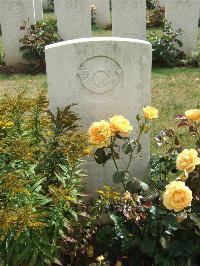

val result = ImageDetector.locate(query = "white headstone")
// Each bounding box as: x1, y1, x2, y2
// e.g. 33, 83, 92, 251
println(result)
158, 0, 165, 7
91, 0, 110, 26
112, 0, 146, 40
45, 37, 152, 192
0, 0, 36, 65
165, 0, 200, 56
54, 0, 92, 40
34, 0, 43, 21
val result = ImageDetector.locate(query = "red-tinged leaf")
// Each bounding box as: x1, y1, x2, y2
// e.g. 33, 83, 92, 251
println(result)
143, 201, 153, 209
65, 237, 77, 243
174, 114, 186, 120
177, 121, 189, 128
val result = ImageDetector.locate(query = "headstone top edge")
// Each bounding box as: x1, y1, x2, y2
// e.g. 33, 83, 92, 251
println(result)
45, 37, 152, 51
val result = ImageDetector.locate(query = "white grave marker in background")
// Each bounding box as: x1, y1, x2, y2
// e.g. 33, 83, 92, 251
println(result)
112, 0, 146, 40
165, 0, 200, 56
34, 0, 43, 21
54, 0, 92, 40
91, 0, 110, 26
0, 0, 36, 65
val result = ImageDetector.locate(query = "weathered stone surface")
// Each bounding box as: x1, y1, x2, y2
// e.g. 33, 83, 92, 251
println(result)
112, 0, 146, 40
54, 0, 92, 40
34, 0, 43, 21
91, 0, 110, 25
158, 0, 165, 7
165, 0, 200, 56
45, 37, 152, 192
0, 0, 36, 65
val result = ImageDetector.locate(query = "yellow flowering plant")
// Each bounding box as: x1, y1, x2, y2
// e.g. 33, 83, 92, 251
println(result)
88, 110, 157, 192
0, 91, 91, 265
82, 106, 200, 266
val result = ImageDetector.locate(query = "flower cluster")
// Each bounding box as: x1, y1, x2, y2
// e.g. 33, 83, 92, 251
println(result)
162, 108, 200, 212
88, 115, 133, 148
0, 119, 14, 129
88, 106, 158, 149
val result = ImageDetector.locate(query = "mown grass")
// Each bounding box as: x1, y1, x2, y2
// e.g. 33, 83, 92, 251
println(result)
0, 67, 199, 152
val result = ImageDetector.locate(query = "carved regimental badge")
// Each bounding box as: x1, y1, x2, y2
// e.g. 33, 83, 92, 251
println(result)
78, 56, 123, 94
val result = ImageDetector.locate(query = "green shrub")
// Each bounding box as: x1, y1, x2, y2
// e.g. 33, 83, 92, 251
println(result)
78, 108, 200, 265
91, 4, 96, 26
43, 0, 54, 12
146, 0, 157, 9
0, 53, 5, 66
19, 18, 61, 72
147, 7, 165, 28
0, 91, 90, 265
48, 0, 54, 11
148, 22, 184, 67
178, 49, 200, 68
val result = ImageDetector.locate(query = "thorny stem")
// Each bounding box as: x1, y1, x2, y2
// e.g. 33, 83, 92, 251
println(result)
125, 130, 142, 174
195, 124, 200, 143
110, 136, 119, 171
110, 136, 126, 191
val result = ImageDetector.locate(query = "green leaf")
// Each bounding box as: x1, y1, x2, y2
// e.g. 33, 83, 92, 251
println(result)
30, 248, 39, 266
140, 238, 156, 256
109, 214, 129, 239
137, 142, 142, 154
136, 114, 140, 122
31, 177, 46, 191
54, 258, 62, 265
113, 170, 125, 184
94, 148, 108, 165
126, 180, 137, 194
115, 134, 128, 140
122, 142, 132, 155
141, 189, 159, 201
126, 177, 149, 193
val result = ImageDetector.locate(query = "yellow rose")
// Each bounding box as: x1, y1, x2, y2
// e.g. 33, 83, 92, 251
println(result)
163, 181, 192, 212
96, 255, 105, 262
176, 149, 200, 173
88, 120, 111, 148
143, 106, 158, 120
109, 115, 133, 136
185, 109, 200, 122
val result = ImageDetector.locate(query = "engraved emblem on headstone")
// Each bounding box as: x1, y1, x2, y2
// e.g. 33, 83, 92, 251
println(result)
78, 56, 122, 94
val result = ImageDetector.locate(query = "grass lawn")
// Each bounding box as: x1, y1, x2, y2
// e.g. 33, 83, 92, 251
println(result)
0, 13, 200, 152
0, 67, 199, 153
